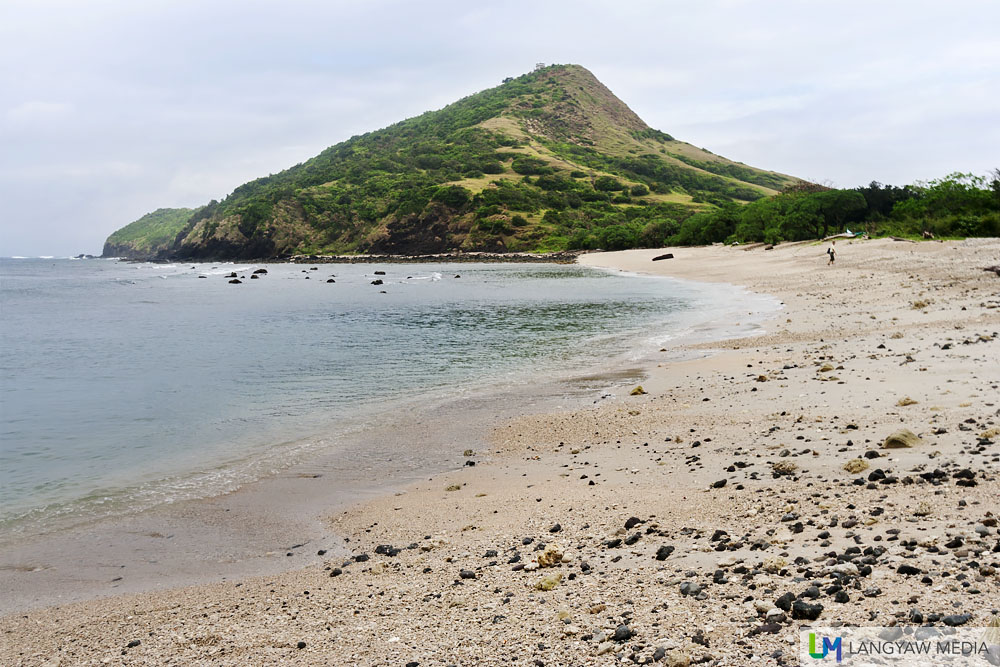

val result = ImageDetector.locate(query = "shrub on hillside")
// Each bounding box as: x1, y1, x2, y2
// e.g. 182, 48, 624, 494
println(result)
431, 185, 471, 208
511, 156, 553, 175
594, 175, 625, 191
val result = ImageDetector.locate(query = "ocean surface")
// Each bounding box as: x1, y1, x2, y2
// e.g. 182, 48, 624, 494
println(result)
0, 257, 778, 540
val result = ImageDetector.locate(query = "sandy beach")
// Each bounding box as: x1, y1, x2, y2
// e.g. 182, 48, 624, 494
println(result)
2, 238, 999, 666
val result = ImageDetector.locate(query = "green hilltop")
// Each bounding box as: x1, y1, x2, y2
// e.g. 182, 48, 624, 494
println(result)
104, 64, 801, 260
103, 207, 195, 258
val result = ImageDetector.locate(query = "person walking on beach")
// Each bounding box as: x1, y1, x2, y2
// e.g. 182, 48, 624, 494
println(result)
827, 240, 836, 265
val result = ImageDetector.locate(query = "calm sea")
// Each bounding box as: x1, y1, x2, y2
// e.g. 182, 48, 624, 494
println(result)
0, 257, 777, 539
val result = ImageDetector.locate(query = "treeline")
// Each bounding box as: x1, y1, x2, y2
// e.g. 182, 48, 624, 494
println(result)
663, 172, 1000, 247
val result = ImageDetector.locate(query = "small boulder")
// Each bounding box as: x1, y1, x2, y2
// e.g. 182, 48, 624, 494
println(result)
883, 428, 921, 449
655, 545, 675, 561
843, 458, 869, 474
791, 600, 823, 620
613, 624, 633, 642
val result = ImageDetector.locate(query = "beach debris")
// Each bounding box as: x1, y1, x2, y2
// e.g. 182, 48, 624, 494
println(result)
536, 543, 564, 567
883, 428, 922, 449
652, 253, 674, 261
596, 642, 615, 656
665, 651, 691, 667
630, 385, 647, 395
374, 544, 400, 557
772, 461, 797, 476
445, 484, 462, 491
842, 458, 869, 474
896, 396, 918, 406
535, 572, 562, 590
762, 557, 787, 573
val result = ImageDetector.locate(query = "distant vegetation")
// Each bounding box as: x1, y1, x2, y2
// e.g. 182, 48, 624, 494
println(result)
669, 171, 1000, 246
103, 208, 195, 257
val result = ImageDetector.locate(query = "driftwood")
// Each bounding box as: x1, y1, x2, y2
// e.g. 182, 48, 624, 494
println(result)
984, 266, 1000, 277
889, 236, 917, 243
652, 253, 674, 261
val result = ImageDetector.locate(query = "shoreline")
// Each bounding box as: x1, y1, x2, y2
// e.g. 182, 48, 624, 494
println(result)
3, 239, 999, 666
0, 262, 769, 616
109, 250, 586, 264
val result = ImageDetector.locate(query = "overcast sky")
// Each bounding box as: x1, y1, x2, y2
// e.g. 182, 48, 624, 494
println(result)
1, 0, 998, 256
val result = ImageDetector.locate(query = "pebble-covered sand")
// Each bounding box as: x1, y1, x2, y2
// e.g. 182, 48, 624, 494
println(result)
2, 238, 999, 666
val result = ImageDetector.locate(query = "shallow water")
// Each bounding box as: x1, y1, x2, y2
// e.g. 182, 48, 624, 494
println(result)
0, 257, 777, 540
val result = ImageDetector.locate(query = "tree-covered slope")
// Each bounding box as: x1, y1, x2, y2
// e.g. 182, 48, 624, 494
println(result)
103, 207, 197, 259
104, 64, 801, 259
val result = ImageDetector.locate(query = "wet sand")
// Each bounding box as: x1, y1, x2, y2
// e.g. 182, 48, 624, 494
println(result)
2, 238, 999, 666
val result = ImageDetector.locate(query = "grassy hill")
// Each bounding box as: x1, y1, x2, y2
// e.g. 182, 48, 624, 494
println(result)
103, 207, 197, 259
105, 64, 802, 260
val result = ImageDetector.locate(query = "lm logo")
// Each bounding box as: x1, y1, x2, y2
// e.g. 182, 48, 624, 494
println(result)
809, 633, 843, 662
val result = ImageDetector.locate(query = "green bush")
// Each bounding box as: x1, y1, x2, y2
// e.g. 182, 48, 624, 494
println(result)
511, 156, 553, 175
431, 185, 471, 208
481, 161, 504, 174
630, 184, 650, 196
594, 175, 624, 191
598, 224, 639, 250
